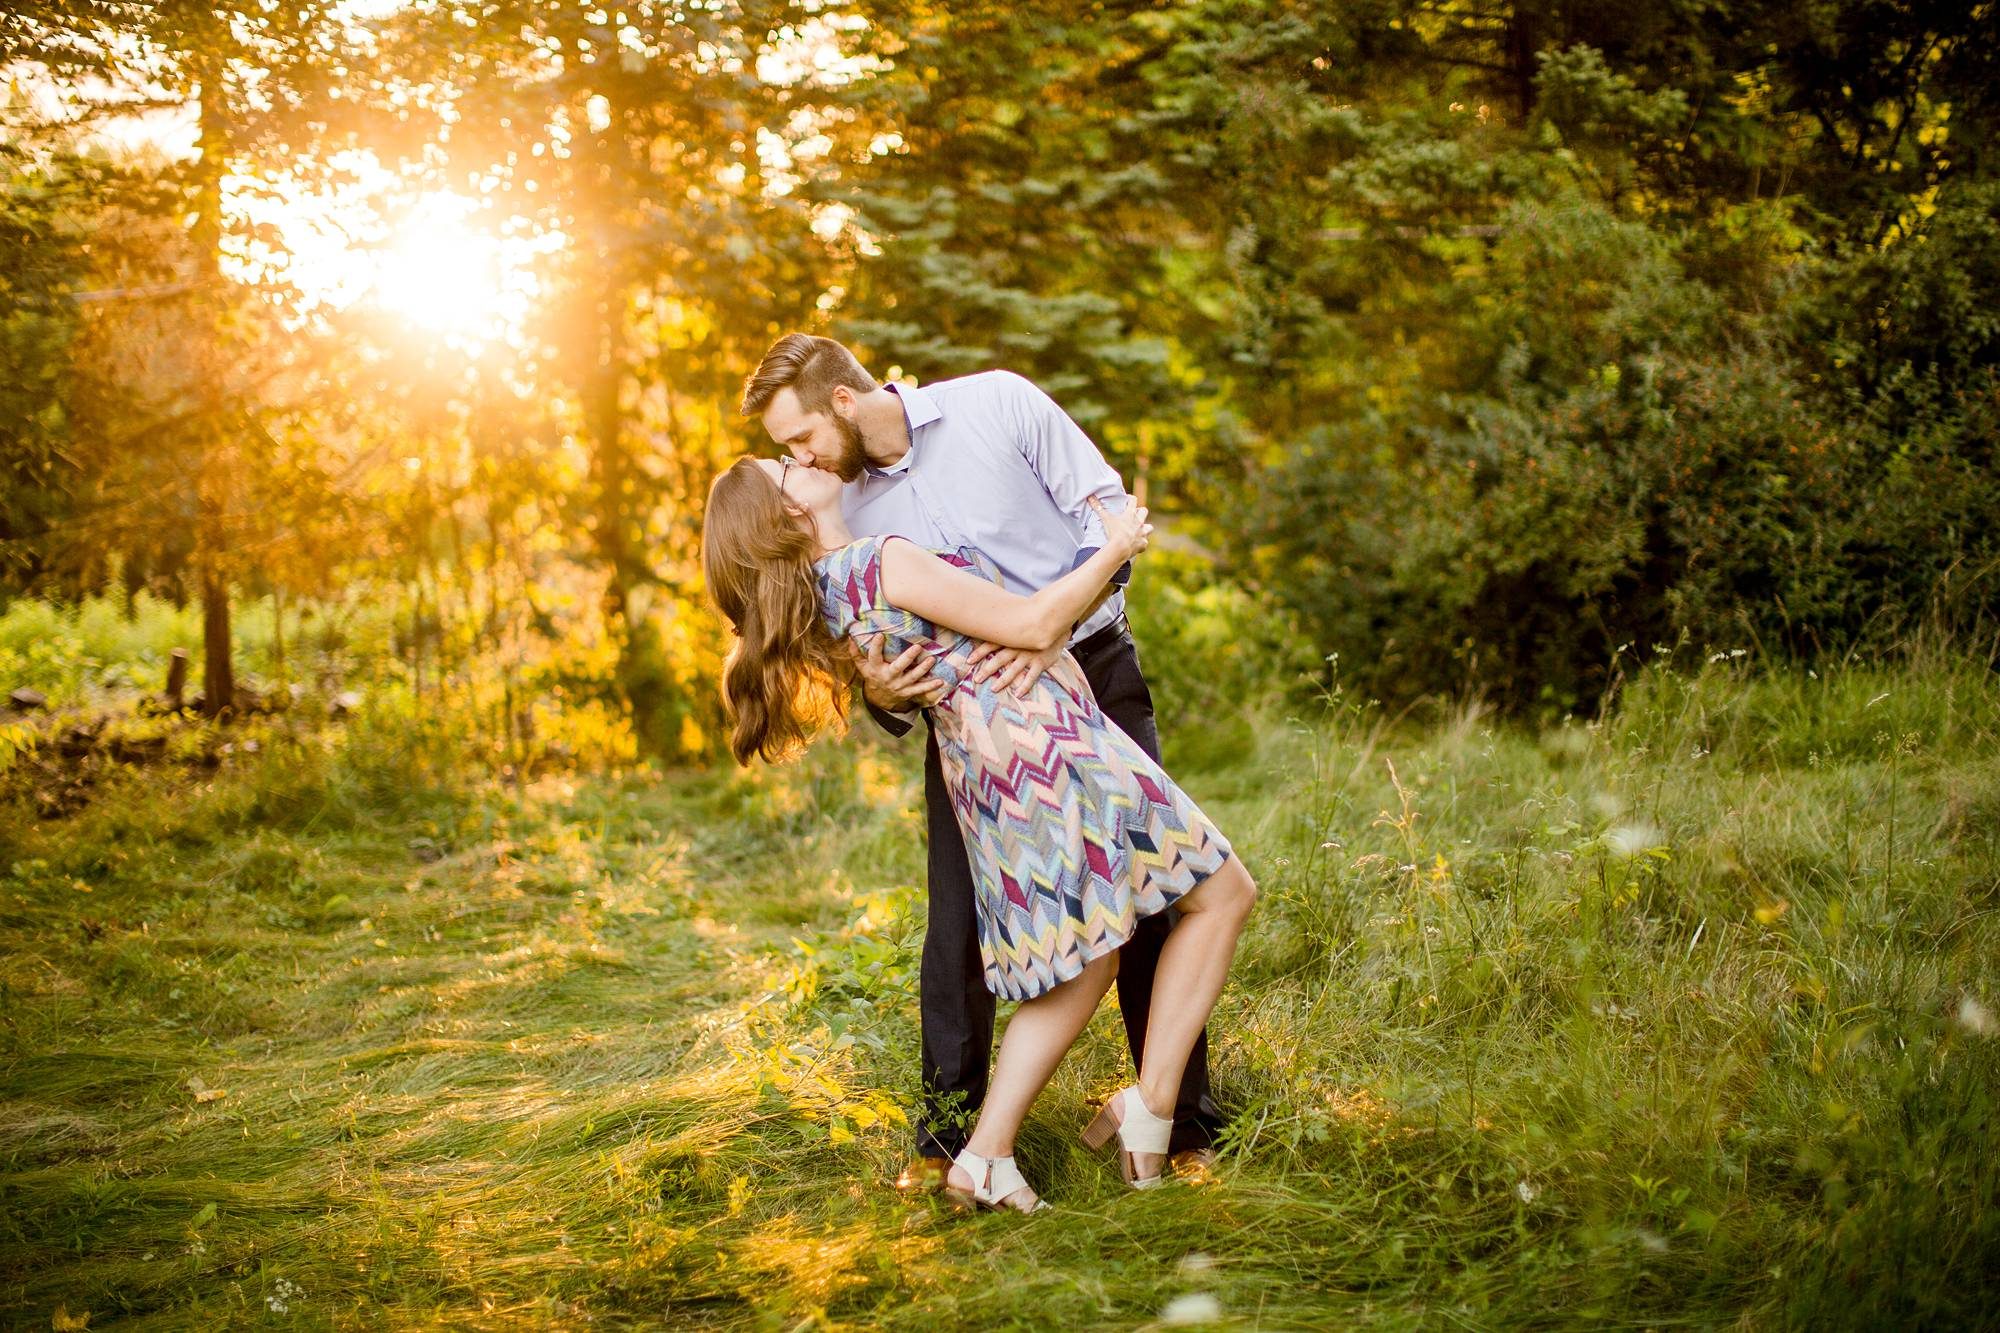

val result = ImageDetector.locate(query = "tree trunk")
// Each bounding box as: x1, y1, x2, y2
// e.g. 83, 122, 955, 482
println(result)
191, 43, 234, 719
1507, 4, 1539, 123
581, 115, 674, 757
201, 562, 234, 716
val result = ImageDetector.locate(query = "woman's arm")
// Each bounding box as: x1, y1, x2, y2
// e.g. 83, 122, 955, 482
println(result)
878, 500, 1150, 651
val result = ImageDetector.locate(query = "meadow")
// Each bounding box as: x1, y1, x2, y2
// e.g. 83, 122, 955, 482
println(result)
2, 604, 1996, 1329
7, 2, 1997, 1325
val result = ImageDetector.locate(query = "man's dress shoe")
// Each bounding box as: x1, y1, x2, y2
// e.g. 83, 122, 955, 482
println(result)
895, 1155, 951, 1194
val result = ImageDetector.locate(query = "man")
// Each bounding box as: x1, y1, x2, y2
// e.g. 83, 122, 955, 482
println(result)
740, 332, 1221, 1187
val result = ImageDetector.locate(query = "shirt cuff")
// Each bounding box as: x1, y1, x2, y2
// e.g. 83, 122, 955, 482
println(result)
864, 696, 917, 739
1071, 545, 1132, 588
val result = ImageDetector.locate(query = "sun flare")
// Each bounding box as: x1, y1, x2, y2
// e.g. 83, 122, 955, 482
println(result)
358, 195, 551, 346
233, 162, 558, 349
370, 213, 507, 335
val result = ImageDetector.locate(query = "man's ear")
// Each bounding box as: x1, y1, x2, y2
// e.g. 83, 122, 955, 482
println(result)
828, 383, 855, 417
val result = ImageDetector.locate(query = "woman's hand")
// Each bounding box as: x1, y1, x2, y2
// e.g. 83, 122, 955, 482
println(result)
1088, 495, 1153, 561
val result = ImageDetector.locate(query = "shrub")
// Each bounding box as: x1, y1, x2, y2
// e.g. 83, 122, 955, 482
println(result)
1228, 191, 2000, 715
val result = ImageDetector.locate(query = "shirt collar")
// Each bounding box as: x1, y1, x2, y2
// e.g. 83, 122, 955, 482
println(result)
865, 382, 942, 479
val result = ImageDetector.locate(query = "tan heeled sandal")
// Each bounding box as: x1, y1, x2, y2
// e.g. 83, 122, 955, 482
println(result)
1080, 1086, 1173, 1189
945, 1147, 1050, 1214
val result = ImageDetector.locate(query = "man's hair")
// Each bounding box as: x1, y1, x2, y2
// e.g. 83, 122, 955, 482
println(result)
740, 333, 876, 418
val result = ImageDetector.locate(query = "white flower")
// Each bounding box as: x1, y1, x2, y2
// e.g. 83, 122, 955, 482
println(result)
1605, 823, 1664, 857
1956, 995, 1997, 1037
266, 1278, 304, 1315
1516, 1179, 1539, 1204
1162, 1293, 1224, 1325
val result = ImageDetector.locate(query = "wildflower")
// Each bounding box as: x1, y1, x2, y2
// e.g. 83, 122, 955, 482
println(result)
1163, 1293, 1224, 1325
1516, 1179, 1539, 1203
1605, 823, 1664, 857
267, 1278, 304, 1313
1956, 995, 1997, 1037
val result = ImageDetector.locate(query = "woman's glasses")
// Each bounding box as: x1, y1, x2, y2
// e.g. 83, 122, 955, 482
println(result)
777, 455, 797, 498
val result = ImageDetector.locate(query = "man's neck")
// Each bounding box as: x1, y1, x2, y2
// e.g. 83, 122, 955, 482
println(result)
860, 385, 912, 469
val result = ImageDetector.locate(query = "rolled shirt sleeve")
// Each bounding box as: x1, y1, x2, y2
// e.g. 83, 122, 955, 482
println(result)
1007, 374, 1133, 585
863, 695, 918, 739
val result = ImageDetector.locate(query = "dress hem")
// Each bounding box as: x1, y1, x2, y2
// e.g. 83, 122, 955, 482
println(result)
983, 848, 1236, 1003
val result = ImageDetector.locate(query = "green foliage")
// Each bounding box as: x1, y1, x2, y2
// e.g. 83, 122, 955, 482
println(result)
818, 4, 2000, 715
1125, 545, 1320, 769
9, 0, 1996, 737
1232, 180, 2000, 712
0, 141, 88, 578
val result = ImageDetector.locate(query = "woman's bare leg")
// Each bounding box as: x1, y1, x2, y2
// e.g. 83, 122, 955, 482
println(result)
1130, 859, 1258, 1178
950, 951, 1119, 1206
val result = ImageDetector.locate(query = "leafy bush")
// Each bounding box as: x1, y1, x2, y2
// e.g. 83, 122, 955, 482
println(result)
1231, 188, 2000, 715
1124, 546, 1320, 768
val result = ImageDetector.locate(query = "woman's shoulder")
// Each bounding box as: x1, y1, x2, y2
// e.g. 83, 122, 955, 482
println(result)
816, 535, 895, 613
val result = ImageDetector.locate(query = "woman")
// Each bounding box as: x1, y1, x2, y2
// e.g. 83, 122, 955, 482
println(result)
701, 455, 1256, 1212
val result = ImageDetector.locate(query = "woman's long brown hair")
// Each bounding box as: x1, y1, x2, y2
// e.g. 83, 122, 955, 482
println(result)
701, 457, 850, 765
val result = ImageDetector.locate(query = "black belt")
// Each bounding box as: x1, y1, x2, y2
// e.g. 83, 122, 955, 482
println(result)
1069, 615, 1131, 659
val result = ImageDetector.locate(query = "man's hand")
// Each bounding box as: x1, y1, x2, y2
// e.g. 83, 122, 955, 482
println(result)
852, 634, 948, 712
966, 640, 1066, 697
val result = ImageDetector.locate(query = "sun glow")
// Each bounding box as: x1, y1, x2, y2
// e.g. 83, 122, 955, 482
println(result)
366, 197, 516, 340
225, 152, 560, 351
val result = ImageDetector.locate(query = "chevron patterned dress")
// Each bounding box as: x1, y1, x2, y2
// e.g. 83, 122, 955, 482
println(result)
816, 534, 1234, 1001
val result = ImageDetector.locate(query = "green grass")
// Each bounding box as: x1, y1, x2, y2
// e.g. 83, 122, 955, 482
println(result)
0, 589, 308, 712
1, 653, 1996, 1328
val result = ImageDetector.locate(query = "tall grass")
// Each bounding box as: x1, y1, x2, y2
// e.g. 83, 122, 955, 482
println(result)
0, 650, 1994, 1327
0, 589, 304, 709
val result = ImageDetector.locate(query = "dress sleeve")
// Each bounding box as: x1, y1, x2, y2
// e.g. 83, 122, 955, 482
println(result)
822, 535, 888, 637
944, 545, 1000, 584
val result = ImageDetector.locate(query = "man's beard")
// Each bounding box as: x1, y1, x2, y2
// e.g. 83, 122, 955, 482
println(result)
829, 410, 868, 483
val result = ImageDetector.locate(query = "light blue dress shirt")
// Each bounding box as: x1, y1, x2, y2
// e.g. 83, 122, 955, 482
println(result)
841, 370, 1133, 647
